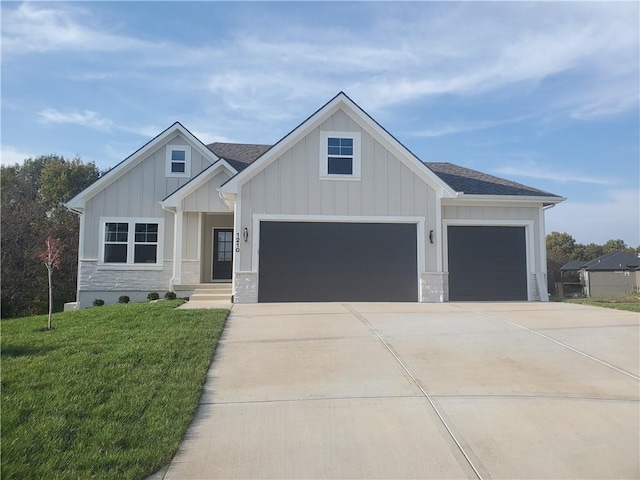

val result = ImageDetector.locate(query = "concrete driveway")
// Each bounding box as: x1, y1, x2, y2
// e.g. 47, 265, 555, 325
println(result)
163, 302, 639, 479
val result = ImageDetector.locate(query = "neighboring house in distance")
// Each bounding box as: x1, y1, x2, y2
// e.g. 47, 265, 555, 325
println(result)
561, 252, 640, 297
65, 92, 564, 308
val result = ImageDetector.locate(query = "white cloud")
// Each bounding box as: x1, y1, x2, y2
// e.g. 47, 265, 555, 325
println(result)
1, 3, 156, 55
493, 165, 616, 186
410, 115, 532, 138
546, 189, 640, 246
37, 109, 113, 131
1, 145, 34, 165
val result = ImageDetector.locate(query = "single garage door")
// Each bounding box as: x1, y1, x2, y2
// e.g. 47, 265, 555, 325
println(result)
448, 226, 527, 301
258, 221, 418, 302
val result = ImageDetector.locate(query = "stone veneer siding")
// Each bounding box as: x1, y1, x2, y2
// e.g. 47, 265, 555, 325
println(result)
420, 272, 448, 302
234, 271, 258, 303
77, 260, 173, 307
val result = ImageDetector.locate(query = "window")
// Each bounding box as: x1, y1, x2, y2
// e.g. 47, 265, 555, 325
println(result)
104, 222, 128, 263
166, 145, 191, 177
100, 218, 163, 267
134, 223, 159, 263
319, 131, 361, 179
217, 231, 233, 262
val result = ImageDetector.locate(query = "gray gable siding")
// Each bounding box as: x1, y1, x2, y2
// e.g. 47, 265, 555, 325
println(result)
238, 108, 439, 272
182, 170, 231, 212
82, 133, 212, 260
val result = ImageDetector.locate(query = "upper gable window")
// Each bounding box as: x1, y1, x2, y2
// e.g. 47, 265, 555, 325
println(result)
319, 131, 361, 180
166, 145, 191, 178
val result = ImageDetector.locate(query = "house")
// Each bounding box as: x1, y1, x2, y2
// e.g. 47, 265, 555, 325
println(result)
65, 92, 564, 308
561, 252, 640, 297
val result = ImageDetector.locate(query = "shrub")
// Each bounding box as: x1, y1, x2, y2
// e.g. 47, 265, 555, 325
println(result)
164, 291, 177, 300
92, 299, 105, 307
118, 295, 130, 304
147, 292, 160, 301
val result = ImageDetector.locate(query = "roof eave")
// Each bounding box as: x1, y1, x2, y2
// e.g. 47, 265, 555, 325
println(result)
443, 194, 566, 206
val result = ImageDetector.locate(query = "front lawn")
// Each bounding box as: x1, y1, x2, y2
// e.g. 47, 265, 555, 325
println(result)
1, 301, 229, 480
552, 295, 640, 312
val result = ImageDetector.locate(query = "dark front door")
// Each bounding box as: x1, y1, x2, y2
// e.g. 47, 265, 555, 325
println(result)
212, 229, 233, 280
258, 221, 418, 302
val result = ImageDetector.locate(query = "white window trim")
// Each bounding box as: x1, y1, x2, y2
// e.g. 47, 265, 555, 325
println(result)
98, 217, 165, 270
319, 131, 361, 180
166, 145, 191, 178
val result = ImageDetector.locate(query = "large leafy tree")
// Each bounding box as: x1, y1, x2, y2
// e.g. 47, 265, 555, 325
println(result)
1, 155, 100, 317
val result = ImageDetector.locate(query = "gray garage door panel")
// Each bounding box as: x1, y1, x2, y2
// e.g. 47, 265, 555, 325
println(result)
258, 222, 418, 302
448, 226, 527, 301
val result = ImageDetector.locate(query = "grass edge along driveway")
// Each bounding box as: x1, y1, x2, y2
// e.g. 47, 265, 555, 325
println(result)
1, 301, 229, 480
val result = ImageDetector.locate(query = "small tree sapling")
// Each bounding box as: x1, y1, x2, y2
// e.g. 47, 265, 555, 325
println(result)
39, 236, 65, 329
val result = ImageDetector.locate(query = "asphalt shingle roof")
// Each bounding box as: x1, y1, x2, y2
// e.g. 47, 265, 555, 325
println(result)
561, 252, 640, 271
425, 162, 560, 197
560, 260, 586, 271
207, 142, 272, 172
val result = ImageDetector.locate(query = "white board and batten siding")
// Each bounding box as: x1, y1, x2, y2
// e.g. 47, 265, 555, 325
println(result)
237, 108, 439, 273
82, 133, 212, 260
76, 133, 212, 307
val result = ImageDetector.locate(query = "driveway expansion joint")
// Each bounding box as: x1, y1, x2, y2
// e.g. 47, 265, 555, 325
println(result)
200, 394, 426, 406
457, 305, 640, 381
343, 303, 487, 480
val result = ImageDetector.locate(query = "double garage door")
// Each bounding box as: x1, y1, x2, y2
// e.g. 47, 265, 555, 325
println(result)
258, 221, 418, 302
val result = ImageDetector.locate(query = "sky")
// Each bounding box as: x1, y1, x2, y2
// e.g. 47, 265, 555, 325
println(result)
2, 1, 639, 246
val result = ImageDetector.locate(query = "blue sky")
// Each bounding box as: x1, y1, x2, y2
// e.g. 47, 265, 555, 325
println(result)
2, 1, 639, 246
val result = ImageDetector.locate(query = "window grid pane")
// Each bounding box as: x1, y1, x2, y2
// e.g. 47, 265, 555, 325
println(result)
171, 150, 186, 161
134, 244, 157, 264
171, 162, 186, 173
104, 244, 127, 263
217, 231, 233, 262
327, 157, 353, 175
105, 223, 128, 243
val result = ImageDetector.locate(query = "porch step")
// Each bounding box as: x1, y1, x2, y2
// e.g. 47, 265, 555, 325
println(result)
190, 292, 232, 301
189, 283, 232, 302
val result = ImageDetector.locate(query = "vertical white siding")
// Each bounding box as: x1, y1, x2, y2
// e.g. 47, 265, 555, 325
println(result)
182, 171, 231, 212
82, 133, 213, 259
237, 108, 439, 272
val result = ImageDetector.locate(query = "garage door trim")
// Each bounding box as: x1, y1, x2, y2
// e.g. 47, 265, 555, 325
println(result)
442, 219, 534, 301
251, 214, 426, 300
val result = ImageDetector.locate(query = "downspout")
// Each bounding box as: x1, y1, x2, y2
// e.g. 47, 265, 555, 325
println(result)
66, 205, 84, 307
161, 203, 179, 291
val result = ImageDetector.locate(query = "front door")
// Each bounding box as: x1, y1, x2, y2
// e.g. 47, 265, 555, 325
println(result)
212, 228, 233, 280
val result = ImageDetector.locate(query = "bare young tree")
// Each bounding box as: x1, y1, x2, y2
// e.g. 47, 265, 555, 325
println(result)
39, 237, 65, 330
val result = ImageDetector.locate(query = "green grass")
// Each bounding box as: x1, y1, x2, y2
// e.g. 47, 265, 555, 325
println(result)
552, 295, 640, 312
1, 301, 229, 480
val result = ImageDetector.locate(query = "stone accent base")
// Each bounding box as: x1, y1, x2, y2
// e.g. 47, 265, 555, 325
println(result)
180, 260, 200, 285
420, 272, 448, 302
234, 271, 258, 303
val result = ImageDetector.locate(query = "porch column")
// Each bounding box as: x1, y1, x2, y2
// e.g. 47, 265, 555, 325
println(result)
172, 207, 183, 286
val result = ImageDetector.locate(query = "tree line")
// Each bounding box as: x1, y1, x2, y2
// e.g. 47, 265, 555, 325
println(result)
1, 155, 101, 318
546, 231, 639, 291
